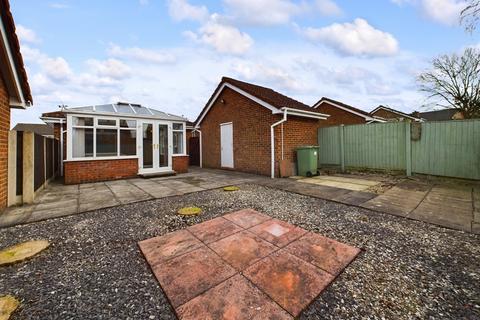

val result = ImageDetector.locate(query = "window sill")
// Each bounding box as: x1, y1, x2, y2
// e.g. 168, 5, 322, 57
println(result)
64, 156, 138, 162
172, 154, 188, 157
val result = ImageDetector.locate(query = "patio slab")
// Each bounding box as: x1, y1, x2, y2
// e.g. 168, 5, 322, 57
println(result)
139, 209, 360, 318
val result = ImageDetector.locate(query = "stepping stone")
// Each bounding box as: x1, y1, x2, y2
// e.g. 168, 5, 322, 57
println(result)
0, 240, 49, 266
0, 295, 20, 320
188, 217, 243, 244
248, 219, 307, 247
176, 274, 292, 320
244, 250, 335, 317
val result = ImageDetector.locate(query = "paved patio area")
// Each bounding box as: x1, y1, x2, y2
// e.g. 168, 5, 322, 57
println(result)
138, 209, 360, 319
1, 167, 478, 234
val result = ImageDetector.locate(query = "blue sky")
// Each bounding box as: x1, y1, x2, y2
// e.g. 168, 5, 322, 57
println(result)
10, 0, 478, 126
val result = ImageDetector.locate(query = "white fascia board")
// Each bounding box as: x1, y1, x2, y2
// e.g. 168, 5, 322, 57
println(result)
281, 107, 329, 119
313, 100, 377, 121
195, 82, 281, 126
64, 110, 186, 122
0, 17, 26, 108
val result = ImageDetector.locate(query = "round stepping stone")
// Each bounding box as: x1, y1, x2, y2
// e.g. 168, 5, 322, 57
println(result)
0, 295, 20, 320
223, 186, 240, 192
0, 240, 50, 266
177, 207, 202, 216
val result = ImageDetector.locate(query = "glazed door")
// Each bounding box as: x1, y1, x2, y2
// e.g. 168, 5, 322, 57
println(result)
138, 121, 172, 173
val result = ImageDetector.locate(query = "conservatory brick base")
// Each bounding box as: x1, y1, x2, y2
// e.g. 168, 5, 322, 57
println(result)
64, 158, 138, 184
173, 156, 189, 173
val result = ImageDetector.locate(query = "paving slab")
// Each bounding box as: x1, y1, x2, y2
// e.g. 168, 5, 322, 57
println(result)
176, 274, 292, 320
105, 180, 152, 204
284, 232, 360, 275
188, 217, 243, 244
208, 230, 277, 271
361, 186, 429, 217
149, 246, 236, 308
244, 250, 335, 317
222, 208, 271, 228
331, 191, 377, 206
249, 219, 307, 248
313, 175, 381, 187
299, 178, 371, 192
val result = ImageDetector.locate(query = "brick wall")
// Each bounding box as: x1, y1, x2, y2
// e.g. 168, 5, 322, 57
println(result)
172, 155, 189, 173
199, 87, 324, 177
0, 76, 10, 209
64, 158, 138, 184
316, 102, 367, 127
371, 108, 400, 120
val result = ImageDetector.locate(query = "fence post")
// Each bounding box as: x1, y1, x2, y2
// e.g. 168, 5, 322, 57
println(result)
405, 121, 412, 176
7, 130, 17, 206
340, 125, 345, 172
22, 131, 35, 204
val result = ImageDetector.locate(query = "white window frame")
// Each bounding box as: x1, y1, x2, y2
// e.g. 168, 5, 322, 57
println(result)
172, 122, 187, 156
67, 114, 139, 161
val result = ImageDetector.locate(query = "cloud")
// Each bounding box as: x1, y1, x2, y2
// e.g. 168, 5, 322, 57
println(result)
391, 0, 466, 26
302, 18, 399, 57
223, 0, 303, 25
186, 15, 254, 55
315, 0, 342, 16
49, 2, 70, 9
167, 0, 209, 22
107, 44, 176, 64
86, 58, 131, 80
16, 25, 40, 43
232, 62, 302, 91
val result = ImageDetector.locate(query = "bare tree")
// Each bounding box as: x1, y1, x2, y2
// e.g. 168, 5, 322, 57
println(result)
461, 0, 480, 32
418, 48, 480, 119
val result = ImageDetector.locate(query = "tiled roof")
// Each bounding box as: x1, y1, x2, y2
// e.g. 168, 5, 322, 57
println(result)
13, 123, 54, 136
371, 105, 422, 121
314, 97, 372, 117
0, 0, 32, 103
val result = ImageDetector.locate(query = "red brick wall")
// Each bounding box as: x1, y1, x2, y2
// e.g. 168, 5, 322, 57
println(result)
371, 109, 400, 120
199, 87, 324, 177
0, 76, 10, 209
172, 155, 189, 173
316, 102, 367, 127
64, 158, 138, 184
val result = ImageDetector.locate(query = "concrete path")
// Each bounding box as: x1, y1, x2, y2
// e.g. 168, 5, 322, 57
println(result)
1, 168, 478, 234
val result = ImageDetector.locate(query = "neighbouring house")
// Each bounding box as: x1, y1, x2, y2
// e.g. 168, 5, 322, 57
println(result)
0, 0, 32, 209
12, 123, 54, 137
312, 97, 385, 125
194, 77, 329, 178
414, 109, 465, 121
370, 105, 423, 122
42, 102, 188, 184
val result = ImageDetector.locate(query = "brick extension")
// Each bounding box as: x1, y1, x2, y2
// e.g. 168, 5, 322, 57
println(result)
64, 158, 138, 184
0, 76, 10, 209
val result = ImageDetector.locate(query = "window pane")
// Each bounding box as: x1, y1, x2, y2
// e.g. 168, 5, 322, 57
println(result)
120, 130, 137, 156
133, 106, 151, 115
120, 119, 136, 128
173, 131, 183, 154
116, 104, 134, 114
98, 119, 116, 126
72, 128, 93, 158
96, 129, 118, 157
73, 117, 93, 127
173, 123, 183, 130
95, 104, 115, 112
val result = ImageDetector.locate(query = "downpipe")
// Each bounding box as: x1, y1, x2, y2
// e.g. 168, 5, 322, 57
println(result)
270, 109, 287, 178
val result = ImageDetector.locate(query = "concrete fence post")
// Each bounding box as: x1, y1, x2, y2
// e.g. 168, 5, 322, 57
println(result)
340, 125, 345, 173
22, 131, 34, 204
7, 130, 17, 206
405, 121, 412, 177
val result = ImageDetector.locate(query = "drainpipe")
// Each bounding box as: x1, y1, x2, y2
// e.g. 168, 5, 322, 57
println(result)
270, 109, 287, 179
60, 119, 66, 176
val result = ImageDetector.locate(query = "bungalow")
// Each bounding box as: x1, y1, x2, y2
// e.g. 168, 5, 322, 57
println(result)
194, 77, 329, 178
370, 105, 423, 122
0, 0, 33, 209
42, 103, 189, 184
312, 97, 385, 125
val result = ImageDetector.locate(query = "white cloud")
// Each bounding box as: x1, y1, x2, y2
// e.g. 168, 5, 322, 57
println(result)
49, 2, 70, 9
86, 58, 131, 80
316, 0, 342, 16
167, 0, 209, 22
16, 25, 40, 43
107, 44, 176, 64
43, 57, 73, 81
302, 18, 399, 57
187, 15, 254, 55
391, 0, 466, 26
232, 62, 302, 91
223, 0, 302, 25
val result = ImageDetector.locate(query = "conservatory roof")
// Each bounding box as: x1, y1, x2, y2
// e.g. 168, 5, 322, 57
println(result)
63, 102, 186, 121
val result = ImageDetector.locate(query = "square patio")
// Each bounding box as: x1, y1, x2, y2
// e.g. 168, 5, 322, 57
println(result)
138, 209, 360, 319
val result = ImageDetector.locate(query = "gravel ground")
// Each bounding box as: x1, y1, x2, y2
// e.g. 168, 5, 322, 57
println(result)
1, 184, 479, 320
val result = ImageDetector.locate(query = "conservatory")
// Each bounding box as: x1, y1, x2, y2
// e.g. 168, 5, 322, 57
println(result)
44, 102, 189, 184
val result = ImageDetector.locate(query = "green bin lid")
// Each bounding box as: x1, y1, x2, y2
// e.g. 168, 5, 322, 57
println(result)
296, 145, 319, 150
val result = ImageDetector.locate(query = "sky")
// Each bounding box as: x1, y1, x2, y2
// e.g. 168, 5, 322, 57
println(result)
9, 0, 479, 126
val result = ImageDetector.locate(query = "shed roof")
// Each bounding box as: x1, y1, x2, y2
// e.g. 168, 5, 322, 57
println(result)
13, 123, 54, 136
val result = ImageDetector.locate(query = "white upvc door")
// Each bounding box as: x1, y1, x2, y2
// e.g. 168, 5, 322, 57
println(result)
220, 122, 234, 168
138, 120, 172, 174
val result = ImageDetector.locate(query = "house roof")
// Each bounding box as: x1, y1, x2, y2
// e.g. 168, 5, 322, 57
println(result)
0, 0, 32, 106
13, 123, 54, 136
312, 97, 382, 122
370, 105, 422, 121
59, 102, 186, 122
195, 77, 328, 126
417, 109, 460, 121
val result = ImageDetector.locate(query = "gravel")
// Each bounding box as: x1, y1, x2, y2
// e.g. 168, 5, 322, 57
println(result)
0, 184, 479, 319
